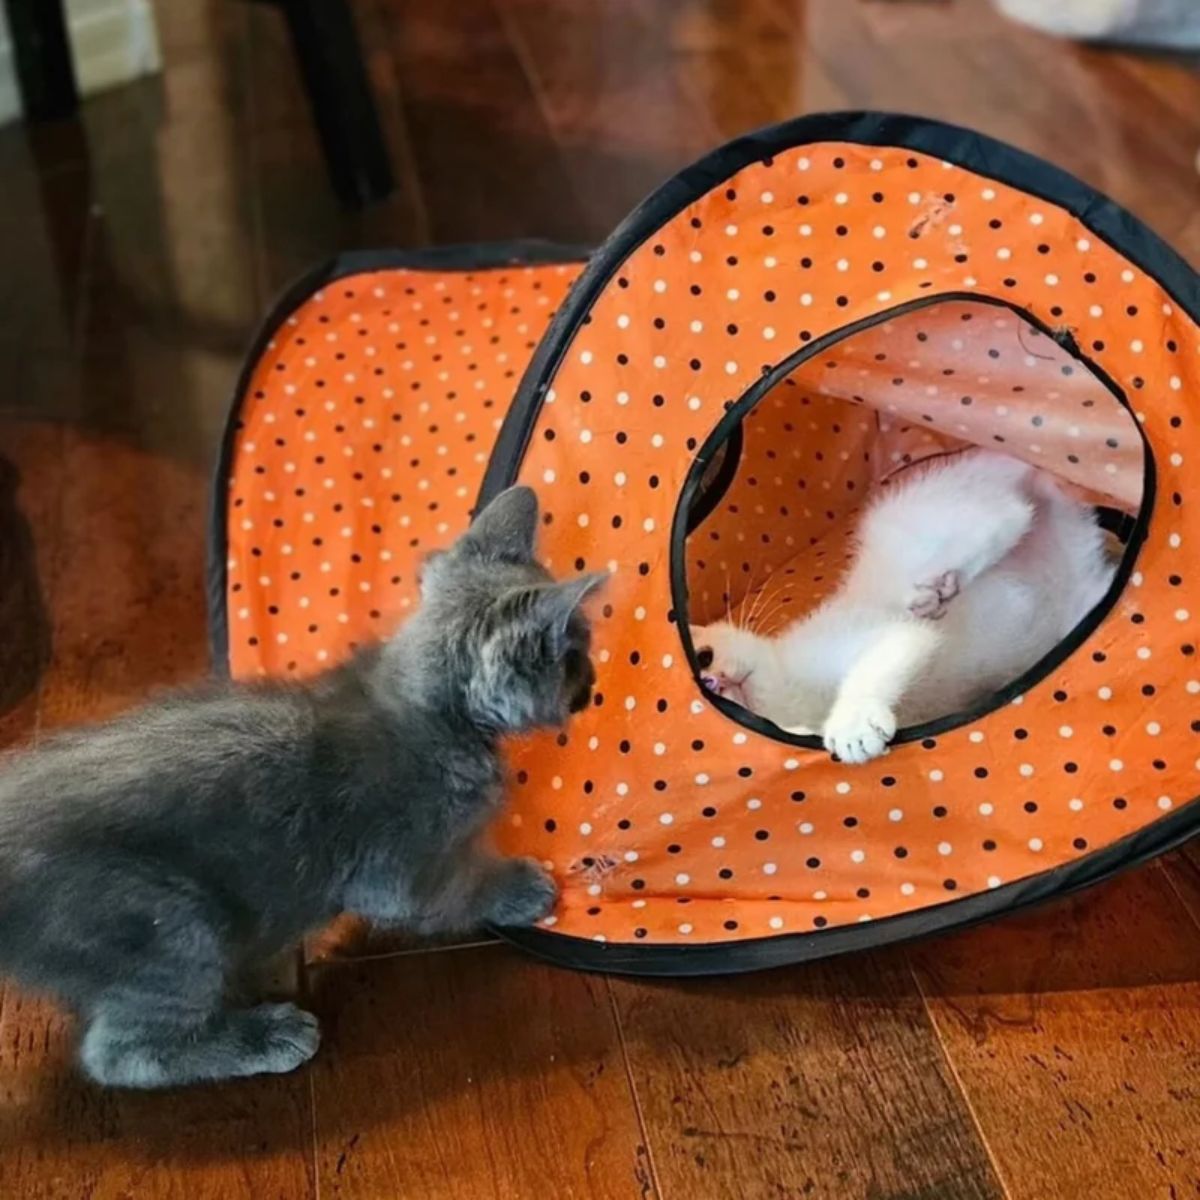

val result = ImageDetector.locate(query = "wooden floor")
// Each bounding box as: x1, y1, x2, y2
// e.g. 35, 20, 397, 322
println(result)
1, 1, 1198, 1195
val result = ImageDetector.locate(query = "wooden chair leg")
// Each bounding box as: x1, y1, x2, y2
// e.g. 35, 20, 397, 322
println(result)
2, 0, 79, 121
264, 0, 395, 209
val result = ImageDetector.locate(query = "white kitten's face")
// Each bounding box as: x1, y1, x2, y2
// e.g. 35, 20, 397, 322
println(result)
689, 621, 763, 710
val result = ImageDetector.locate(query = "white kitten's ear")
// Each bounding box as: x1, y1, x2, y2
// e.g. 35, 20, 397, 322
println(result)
459, 486, 540, 563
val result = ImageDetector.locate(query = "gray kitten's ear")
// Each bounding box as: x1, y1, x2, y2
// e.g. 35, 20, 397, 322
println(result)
459, 486, 540, 563
535, 570, 609, 639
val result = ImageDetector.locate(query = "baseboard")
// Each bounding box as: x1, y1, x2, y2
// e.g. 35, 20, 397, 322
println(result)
0, 0, 162, 125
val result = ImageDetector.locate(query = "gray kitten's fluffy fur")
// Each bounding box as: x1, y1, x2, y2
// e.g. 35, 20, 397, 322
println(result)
0, 486, 603, 1088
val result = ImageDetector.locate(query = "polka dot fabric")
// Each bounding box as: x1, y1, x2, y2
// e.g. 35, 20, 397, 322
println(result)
215, 117, 1199, 970
492, 142, 1196, 949
223, 260, 581, 678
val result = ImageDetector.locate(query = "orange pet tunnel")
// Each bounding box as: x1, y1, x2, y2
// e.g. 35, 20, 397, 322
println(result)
210, 114, 1198, 973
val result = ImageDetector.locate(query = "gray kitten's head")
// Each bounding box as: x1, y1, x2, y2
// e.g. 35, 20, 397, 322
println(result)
386, 487, 606, 735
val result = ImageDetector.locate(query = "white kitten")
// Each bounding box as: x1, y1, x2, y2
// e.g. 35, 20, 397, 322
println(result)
692, 450, 1117, 764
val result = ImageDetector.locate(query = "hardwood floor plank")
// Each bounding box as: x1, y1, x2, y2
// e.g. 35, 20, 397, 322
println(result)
610, 955, 1005, 1200
910, 867, 1200, 1200
308, 944, 656, 1199
371, 0, 590, 245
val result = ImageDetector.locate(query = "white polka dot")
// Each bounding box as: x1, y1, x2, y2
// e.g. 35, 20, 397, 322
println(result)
577, 513, 589, 528
542, 468, 556, 484
987, 876, 1002, 890
769, 916, 784, 930
724, 361, 739, 376
1146, 721, 1162, 736
579, 349, 593, 364
763, 326, 776, 341
678, 923, 693, 935
725, 223, 738, 236
968, 731, 985, 744
1044, 274, 1059, 287
578, 822, 592, 836
1069, 798, 1084, 812
659, 813, 674, 826
783, 757, 799, 770
870, 159, 884, 171
913, 257, 928, 270
624, 850, 639, 863
694, 773, 710, 786
979, 802, 994, 816
835, 782, 851, 795
799, 822, 814, 835
996, 247, 1012, 261
836, 258, 849, 272
1188, 681, 1200, 695
938, 842, 953, 857
929, 769, 944, 783
616, 314, 630, 329
587, 884, 601, 897
873, 225, 886, 239
661, 653, 674, 669
689, 250, 702, 263
551, 775, 563, 790
711, 836, 726, 848
747, 798, 762, 811
763, 862, 777, 876
761, 190, 775, 203
1176, 609, 1190, 622
1059, 726, 1073, 738
542, 915, 557, 927
616, 782, 629, 796
982, 188, 996, 200
689, 319, 703, 334
1169, 376, 1182, 391
797, 156, 810, 171
1137, 647, 1152, 661
726, 289, 740, 301
1028, 838, 1043, 852
1131, 339, 1144, 354
889, 808, 904, 823
834, 192, 848, 205
1030, 212, 1044, 225
632, 899, 646, 909
579, 429, 593, 444
900, 882, 916, 896
850, 849, 865, 864
908, 191, 922, 204
675, 873, 690, 886
653, 279, 667, 293
653, 355, 666, 369
1158, 796, 1174, 811
1110, 759, 1124, 772
800, 293, 813, 307
813, 890, 827, 901
1098, 685, 1113, 700
733, 733, 748, 746
1169, 534, 1182, 549
616, 390, 629, 405
1019, 764, 1035, 778
642, 517, 656, 533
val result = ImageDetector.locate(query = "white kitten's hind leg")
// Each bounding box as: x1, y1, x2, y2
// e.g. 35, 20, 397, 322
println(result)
822, 620, 942, 764
851, 452, 1037, 618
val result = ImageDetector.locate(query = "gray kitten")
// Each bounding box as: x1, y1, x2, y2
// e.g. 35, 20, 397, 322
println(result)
0, 486, 603, 1088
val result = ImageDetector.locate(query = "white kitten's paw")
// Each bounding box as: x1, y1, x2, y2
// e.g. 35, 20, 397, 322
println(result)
908, 570, 960, 620
823, 699, 897, 764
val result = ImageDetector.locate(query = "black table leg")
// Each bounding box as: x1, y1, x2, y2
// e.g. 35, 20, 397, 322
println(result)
268, 0, 394, 209
3, 0, 78, 121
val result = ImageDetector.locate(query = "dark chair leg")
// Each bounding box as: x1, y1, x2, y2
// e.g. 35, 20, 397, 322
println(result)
3, 0, 79, 120
268, 0, 394, 209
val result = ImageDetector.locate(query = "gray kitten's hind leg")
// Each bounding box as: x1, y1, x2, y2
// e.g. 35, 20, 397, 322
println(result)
80, 1001, 319, 1088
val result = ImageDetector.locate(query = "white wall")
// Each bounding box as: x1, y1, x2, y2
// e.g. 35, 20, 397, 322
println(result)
0, 0, 162, 124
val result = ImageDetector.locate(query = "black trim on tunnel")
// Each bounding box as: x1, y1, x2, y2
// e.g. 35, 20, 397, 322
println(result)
671, 291, 1156, 751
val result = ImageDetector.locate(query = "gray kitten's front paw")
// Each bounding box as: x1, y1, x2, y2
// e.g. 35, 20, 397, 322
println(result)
485, 857, 559, 926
